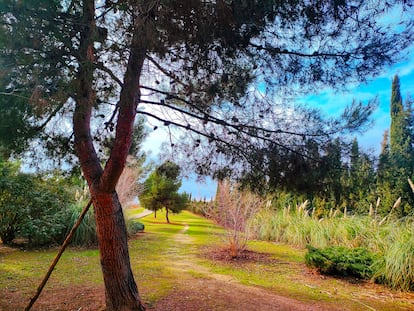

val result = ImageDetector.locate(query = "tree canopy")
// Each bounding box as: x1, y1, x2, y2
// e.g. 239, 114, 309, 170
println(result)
140, 161, 187, 223
0, 1, 413, 164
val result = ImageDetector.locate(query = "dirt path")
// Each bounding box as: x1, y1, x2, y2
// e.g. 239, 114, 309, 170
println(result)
149, 223, 340, 311
130, 209, 153, 219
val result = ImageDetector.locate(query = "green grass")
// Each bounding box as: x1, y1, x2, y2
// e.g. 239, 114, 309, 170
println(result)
0, 210, 412, 310
127, 210, 223, 304
248, 240, 305, 262
0, 248, 102, 293
123, 206, 146, 219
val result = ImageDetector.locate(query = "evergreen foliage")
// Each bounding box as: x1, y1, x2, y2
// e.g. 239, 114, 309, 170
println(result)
0, 158, 74, 246
305, 245, 375, 279
125, 219, 145, 237
140, 161, 188, 223
241, 76, 414, 216
377, 75, 414, 215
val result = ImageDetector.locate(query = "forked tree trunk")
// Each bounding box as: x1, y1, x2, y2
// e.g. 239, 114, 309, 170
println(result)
73, 1, 148, 310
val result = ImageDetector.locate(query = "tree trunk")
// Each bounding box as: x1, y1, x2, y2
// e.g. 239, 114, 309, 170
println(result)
165, 208, 170, 223
73, 1, 148, 310
0, 227, 15, 245
154, 209, 157, 219
91, 189, 145, 311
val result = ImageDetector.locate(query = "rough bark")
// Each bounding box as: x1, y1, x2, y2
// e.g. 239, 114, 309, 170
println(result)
73, 1, 146, 310
91, 190, 144, 311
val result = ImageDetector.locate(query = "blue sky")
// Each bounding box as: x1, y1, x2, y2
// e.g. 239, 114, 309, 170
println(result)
304, 54, 414, 154
142, 52, 414, 200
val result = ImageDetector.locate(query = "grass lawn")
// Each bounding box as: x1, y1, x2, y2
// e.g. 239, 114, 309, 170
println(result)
123, 205, 146, 218
1, 210, 413, 310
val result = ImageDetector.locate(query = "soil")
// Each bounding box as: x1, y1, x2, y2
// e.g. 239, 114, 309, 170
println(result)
1, 285, 106, 311
150, 277, 326, 311
0, 279, 324, 311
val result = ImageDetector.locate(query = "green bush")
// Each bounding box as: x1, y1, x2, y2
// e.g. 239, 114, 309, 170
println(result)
67, 202, 97, 247
305, 245, 375, 279
18, 183, 71, 246
0, 160, 73, 246
126, 219, 145, 237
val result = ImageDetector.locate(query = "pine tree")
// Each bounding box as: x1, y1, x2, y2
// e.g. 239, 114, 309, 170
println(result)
321, 138, 343, 206
404, 96, 414, 168
140, 161, 187, 223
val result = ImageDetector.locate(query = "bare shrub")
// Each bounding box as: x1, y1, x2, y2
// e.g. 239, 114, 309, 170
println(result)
116, 156, 145, 207
207, 180, 263, 258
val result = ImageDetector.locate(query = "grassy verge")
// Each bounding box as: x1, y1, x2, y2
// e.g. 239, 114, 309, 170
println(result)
0, 210, 413, 310
252, 208, 414, 291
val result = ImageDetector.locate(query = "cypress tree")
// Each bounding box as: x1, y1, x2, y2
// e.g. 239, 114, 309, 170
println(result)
390, 75, 412, 166
377, 76, 414, 215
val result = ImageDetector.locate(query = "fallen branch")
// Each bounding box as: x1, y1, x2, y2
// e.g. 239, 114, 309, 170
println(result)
24, 199, 93, 311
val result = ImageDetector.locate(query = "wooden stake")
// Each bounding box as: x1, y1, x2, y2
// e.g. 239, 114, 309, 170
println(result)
24, 199, 93, 311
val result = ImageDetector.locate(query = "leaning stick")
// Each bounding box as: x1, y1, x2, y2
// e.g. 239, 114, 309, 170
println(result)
24, 199, 93, 311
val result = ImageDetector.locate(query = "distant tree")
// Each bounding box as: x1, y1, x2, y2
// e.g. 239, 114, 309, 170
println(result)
390, 75, 413, 169
0, 95, 37, 159
238, 136, 326, 197
404, 95, 414, 147
376, 130, 395, 214
320, 138, 344, 205
377, 130, 391, 180
345, 138, 375, 213
140, 161, 188, 223
377, 76, 414, 215
350, 138, 361, 179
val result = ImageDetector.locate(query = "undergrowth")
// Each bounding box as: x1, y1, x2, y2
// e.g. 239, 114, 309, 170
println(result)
252, 201, 414, 291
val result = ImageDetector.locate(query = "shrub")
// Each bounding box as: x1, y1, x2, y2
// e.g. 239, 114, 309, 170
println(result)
371, 221, 414, 291
126, 219, 145, 237
67, 201, 97, 247
305, 245, 375, 279
252, 198, 414, 291
18, 182, 71, 246
0, 160, 73, 246
206, 180, 262, 258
